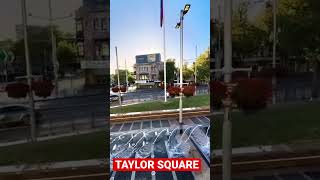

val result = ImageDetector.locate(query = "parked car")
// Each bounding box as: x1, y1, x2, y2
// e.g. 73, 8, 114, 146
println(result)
0, 105, 41, 128
110, 92, 124, 102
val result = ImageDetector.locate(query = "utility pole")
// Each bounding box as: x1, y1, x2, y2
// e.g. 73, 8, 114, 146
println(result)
21, 0, 37, 142
216, 0, 222, 80
222, 1, 232, 178
49, 0, 59, 97
115, 46, 122, 106
272, 0, 277, 104
162, 0, 167, 103
179, 10, 184, 134
125, 59, 128, 88
212, 0, 252, 178
194, 45, 197, 95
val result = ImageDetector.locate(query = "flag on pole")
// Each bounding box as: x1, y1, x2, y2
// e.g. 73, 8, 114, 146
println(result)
160, 0, 164, 27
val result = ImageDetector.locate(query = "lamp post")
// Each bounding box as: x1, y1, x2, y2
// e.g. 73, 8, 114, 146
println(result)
115, 46, 122, 106
176, 4, 190, 134
272, 0, 277, 105
195, 45, 197, 95
125, 59, 128, 88
21, 0, 36, 142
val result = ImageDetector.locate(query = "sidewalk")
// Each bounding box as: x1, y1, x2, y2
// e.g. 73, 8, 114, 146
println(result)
212, 140, 320, 159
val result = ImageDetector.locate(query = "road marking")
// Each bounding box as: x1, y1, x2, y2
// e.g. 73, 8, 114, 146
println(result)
118, 123, 125, 132
172, 171, 178, 180
129, 122, 134, 131
27, 173, 108, 180
130, 171, 136, 180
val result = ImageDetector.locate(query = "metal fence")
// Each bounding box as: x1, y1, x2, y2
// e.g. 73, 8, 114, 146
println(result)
0, 111, 107, 144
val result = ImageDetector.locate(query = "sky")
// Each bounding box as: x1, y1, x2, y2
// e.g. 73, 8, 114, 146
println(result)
212, 0, 265, 22
110, 0, 210, 74
0, 0, 82, 41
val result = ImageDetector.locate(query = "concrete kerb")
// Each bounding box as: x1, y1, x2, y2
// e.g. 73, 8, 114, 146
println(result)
110, 108, 211, 122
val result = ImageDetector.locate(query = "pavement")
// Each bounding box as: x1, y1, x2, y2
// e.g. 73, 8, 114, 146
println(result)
212, 140, 320, 179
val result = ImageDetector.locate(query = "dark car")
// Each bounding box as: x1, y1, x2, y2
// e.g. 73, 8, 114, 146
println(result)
0, 105, 41, 128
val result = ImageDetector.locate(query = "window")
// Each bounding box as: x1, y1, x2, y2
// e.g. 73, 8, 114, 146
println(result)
77, 42, 84, 56
101, 18, 107, 31
95, 41, 108, 58
140, 75, 148, 80
102, 42, 109, 56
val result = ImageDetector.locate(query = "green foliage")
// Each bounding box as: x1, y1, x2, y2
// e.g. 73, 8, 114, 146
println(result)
195, 48, 210, 82
233, 0, 266, 58
57, 40, 77, 62
183, 64, 194, 80
112, 69, 134, 85
159, 59, 177, 83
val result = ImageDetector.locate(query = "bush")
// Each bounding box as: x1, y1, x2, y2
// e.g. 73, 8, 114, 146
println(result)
120, 86, 127, 92
32, 80, 54, 98
210, 81, 226, 109
111, 87, 119, 93
5, 83, 29, 98
182, 86, 195, 97
167, 86, 180, 97
233, 79, 272, 112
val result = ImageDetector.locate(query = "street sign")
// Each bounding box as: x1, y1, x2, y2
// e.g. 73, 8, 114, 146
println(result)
0, 49, 15, 63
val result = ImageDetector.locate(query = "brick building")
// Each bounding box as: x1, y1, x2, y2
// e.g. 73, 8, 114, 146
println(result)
75, 0, 109, 85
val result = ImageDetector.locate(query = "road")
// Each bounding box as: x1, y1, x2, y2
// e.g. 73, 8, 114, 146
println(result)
111, 85, 209, 106
0, 94, 108, 143
0, 86, 208, 142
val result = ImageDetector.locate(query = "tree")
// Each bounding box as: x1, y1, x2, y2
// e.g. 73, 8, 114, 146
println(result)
233, 0, 266, 61
112, 69, 134, 85
256, 0, 320, 98
159, 59, 177, 83
195, 48, 210, 82
57, 40, 77, 74
183, 64, 194, 80
11, 25, 75, 77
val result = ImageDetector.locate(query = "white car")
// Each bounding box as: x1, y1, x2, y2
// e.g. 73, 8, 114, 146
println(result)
110, 92, 123, 102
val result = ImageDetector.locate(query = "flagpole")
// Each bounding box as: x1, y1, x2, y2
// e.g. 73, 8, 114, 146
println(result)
163, 0, 167, 102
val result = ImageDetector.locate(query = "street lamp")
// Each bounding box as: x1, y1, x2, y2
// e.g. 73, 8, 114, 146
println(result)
176, 4, 190, 134
21, 0, 36, 142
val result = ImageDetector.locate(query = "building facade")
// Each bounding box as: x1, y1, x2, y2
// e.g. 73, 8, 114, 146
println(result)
75, 0, 109, 85
134, 53, 163, 82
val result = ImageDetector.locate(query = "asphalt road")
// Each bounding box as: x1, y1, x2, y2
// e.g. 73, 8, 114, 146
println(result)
111, 86, 209, 106
0, 94, 108, 143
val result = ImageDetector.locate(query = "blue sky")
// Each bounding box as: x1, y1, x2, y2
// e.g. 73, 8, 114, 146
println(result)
110, 0, 210, 74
